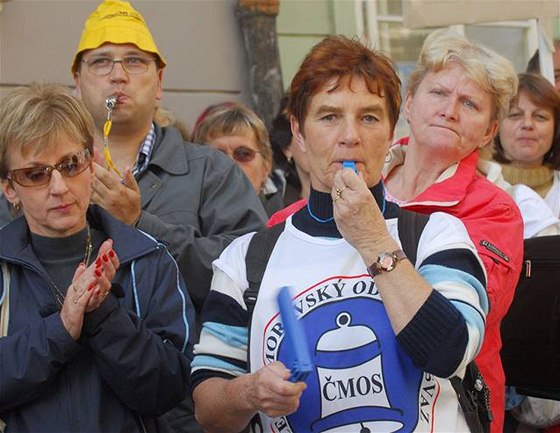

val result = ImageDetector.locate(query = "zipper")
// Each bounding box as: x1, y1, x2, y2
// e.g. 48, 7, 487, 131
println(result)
524, 259, 560, 278
524, 259, 559, 277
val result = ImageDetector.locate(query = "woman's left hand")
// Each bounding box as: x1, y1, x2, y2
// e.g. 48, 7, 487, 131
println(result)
332, 168, 392, 253
70, 239, 120, 313
85, 239, 120, 312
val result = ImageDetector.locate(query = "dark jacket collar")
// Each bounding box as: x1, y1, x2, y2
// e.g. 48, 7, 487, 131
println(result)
148, 123, 190, 176
0, 205, 157, 266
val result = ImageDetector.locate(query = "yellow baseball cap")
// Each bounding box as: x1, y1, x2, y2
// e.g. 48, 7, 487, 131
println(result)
71, 0, 166, 74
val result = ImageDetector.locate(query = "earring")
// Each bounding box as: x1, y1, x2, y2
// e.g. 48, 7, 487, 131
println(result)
287, 155, 293, 164
13, 203, 21, 212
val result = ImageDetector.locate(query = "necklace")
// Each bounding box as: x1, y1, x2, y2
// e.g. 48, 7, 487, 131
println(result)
307, 197, 334, 223
307, 184, 387, 224
83, 224, 93, 267
51, 224, 93, 308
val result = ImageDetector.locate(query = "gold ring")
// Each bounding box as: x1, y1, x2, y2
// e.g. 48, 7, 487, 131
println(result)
335, 186, 347, 195
333, 195, 341, 202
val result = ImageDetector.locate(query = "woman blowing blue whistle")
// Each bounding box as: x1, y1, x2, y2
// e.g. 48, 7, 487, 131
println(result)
191, 35, 488, 433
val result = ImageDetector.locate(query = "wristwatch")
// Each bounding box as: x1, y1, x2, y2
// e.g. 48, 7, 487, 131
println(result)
367, 249, 407, 278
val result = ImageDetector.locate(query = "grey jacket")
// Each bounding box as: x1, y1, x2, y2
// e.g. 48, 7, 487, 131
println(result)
0, 124, 267, 315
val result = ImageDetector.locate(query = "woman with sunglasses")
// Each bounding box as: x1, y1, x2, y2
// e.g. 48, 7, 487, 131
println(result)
192, 102, 283, 216
0, 83, 195, 433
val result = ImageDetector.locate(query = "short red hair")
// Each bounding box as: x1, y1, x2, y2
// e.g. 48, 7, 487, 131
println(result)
287, 35, 401, 131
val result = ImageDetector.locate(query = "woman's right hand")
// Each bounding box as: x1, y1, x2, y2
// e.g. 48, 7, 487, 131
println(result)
246, 361, 306, 418
59, 239, 120, 340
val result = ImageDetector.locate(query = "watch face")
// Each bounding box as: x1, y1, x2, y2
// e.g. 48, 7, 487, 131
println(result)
379, 254, 394, 271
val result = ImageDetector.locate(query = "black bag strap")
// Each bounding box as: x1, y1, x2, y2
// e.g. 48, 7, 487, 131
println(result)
244, 222, 285, 319
243, 222, 285, 433
450, 363, 492, 433
397, 208, 429, 263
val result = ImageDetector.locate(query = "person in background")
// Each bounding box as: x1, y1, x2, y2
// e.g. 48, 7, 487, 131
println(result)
192, 34, 488, 433
192, 101, 283, 216
269, 94, 311, 205
0, 83, 195, 433
382, 29, 524, 433
266, 95, 311, 226
71, 0, 266, 315
492, 73, 560, 218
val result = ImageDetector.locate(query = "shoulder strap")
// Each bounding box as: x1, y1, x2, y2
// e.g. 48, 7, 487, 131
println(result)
244, 222, 285, 318
1, 261, 11, 338
397, 208, 429, 265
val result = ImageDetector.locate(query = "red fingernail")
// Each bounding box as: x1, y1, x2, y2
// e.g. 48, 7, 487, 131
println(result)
102, 254, 108, 262
96, 258, 102, 266
95, 269, 102, 277
109, 250, 115, 258
96, 289, 102, 295
88, 282, 96, 291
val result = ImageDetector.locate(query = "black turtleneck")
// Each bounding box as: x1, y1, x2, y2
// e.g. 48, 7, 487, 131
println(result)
291, 181, 399, 237
31, 227, 103, 299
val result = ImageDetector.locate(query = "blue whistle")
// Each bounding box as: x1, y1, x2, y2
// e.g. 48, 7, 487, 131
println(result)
343, 160, 357, 173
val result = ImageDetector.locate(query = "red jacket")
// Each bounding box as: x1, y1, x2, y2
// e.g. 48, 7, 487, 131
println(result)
386, 139, 523, 433
267, 198, 307, 228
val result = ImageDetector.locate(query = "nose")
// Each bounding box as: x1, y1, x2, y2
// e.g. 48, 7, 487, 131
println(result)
339, 119, 360, 147
520, 113, 535, 129
109, 60, 128, 82
49, 169, 70, 195
440, 99, 459, 120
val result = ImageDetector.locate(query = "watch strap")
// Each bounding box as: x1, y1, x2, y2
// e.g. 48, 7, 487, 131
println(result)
367, 249, 407, 278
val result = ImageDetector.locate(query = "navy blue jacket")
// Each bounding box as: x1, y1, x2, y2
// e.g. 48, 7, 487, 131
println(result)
0, 206, 195, 433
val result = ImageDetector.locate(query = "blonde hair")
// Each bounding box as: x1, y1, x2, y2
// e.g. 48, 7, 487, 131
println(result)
408, 29, 518, 121
0, 83, 94, 178
192, 102, 272, 166
154, 106, 190, 140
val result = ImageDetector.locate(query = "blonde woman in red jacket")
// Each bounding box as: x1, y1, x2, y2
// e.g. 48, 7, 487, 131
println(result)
383, 29, 523, 433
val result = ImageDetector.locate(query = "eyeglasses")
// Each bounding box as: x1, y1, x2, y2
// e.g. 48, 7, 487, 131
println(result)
8, 149, 91, 187
231, 146, 261, 163
82, 55, 155, 76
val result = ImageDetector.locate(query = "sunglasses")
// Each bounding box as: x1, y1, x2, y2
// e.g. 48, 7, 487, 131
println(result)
230, 146, 261, 163
7, 149, 91, 187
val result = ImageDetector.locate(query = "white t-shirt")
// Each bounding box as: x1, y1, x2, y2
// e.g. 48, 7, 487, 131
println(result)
194, 212, 487, 433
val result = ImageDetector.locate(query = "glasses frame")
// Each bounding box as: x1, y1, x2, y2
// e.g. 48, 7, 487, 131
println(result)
7, 148, 92, 188
81, 55, 156, 76
231, 146, 261, 164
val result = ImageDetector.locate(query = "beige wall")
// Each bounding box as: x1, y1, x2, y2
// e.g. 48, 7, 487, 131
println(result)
277, 0, 360, 91
0, 0, 253, 134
